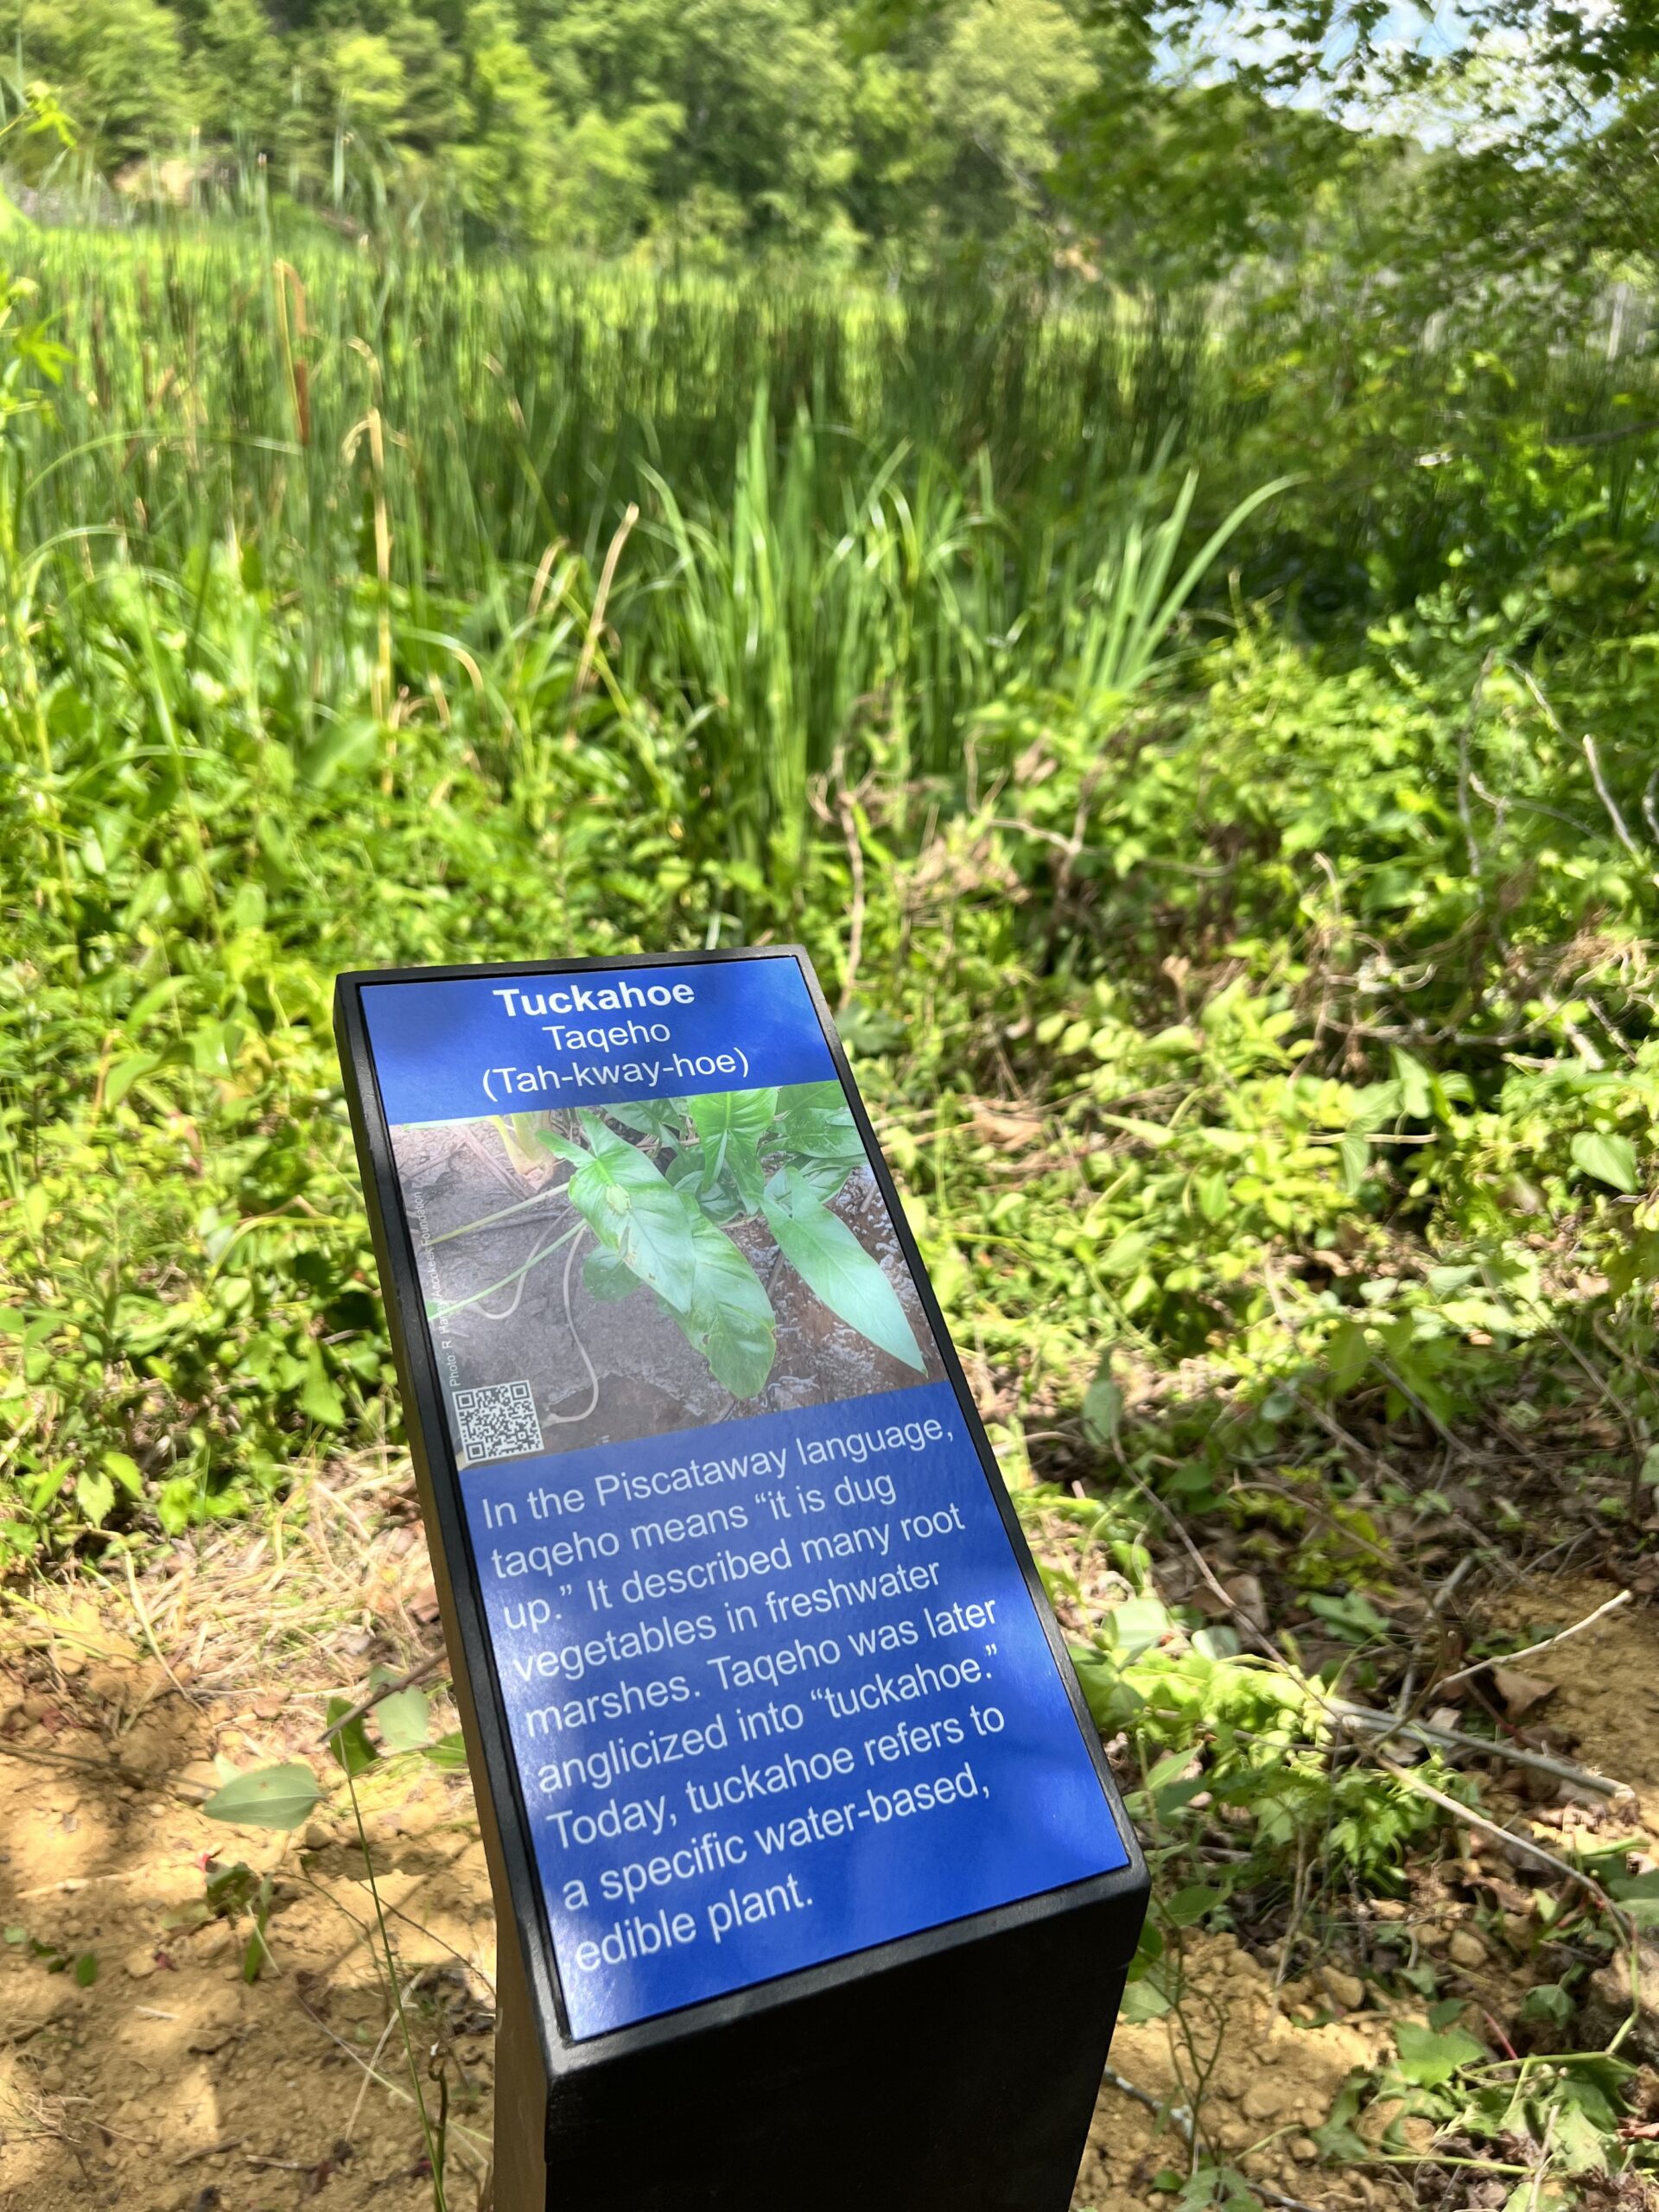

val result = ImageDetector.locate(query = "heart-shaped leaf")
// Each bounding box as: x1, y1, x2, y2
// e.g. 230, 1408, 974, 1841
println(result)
687, 1089, 777, 1213
1571, 1129, 1640, 1192
556, 1111, 702, 1313
1393, 2019, 1485, 2087
375, 1687, 433, 1754
201, 1764, 322, 1831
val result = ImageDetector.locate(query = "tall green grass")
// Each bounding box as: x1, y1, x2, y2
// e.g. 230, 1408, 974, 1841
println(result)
12, 228, 1657, 891
1, 222, 1656, 926
2, 236, 1279, 888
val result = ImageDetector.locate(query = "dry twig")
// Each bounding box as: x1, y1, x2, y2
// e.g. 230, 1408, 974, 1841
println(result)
1330, 1700, 1630, 1799
1433, 1588, 1632, 1694
316, 1645, 448, 1745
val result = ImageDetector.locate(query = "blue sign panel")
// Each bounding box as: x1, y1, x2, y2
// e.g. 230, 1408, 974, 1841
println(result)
359, 954, 1127, 2039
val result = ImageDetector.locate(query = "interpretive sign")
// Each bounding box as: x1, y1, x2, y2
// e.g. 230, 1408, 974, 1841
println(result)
335, 950, 1146, 2211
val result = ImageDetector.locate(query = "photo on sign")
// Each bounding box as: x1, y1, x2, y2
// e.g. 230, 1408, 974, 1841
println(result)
392, 1080, 947, 1460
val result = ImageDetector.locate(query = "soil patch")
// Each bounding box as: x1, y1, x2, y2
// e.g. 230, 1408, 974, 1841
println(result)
1, 1469, 496, 2212
1483, 1575, 1659, 1830
1077, 1933, 1414, 2211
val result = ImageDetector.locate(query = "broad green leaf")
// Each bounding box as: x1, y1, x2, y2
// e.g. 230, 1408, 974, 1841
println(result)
1081, 1363, 1122, 1449
710, 1135, 767, 1214
555, 1111, 701, 1313
789, 1141, 865, 1200
688, 1088, 777, 1212
761, 1166, 924, 1371
1100, 1230, 1154, 1279
105, 1051, 162, 1108
302, 1346, 345, 1427
1571, 1129, 1640, 1192
423, 1730, 469, 1770
375, 1687, 433, 1753
1519, 1982, 1572, 2028
1068, 1648, 1143, 1733
1165, 1884, 1221, 1928
1195, 1168, 1230, 1222
1351, 1077, 1404, 1133
689, 1174, 747, 1224
324, 1696, 378, 1778
1191, 1625, 1239, 1660
1107, 1594, 1171, 1658
1143, 1750, 1195, 1791
202, 1763, 323, 1831
774, 1082, 865, 1196
773, 1080, 851, 1135
299, 717, 379, 787
73, 1951, 98, 1987
1118, 1976, 1172, 2024
103, 1451, 143, 1497
662, 1210, 777, 1398
76, 1468, 115, 1529
608, 1099, 684, 1144
583, 1246, 639, 1302
1338, 1132, 1370, 1194
1098, 1113, 1176, 1149
1393, 2019, 1486, 2087
1306, 1589, 1390, 1643
1325, 1318, 1371, 1391
1552, 2101, 1611, 2176
1390, 1047, 1433, 1119
1312, 2079, 1370, 2163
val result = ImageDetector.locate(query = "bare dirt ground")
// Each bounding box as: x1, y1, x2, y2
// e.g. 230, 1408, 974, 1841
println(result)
1483, 1576, 1659, 1826
0, 1459, 495, 2212
3, 1464, 1655, 2212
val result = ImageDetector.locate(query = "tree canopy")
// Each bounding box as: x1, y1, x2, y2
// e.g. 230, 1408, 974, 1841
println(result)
10, 0, 1407, 274
9, 0, 1657, 283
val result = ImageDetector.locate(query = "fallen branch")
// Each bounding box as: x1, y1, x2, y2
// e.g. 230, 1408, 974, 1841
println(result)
1433, 1588, 1632, 1694
1125, 1476, 1283, 1667
175, 2137, 245, 2167
1330, 1700, 1630, 1800
316, 1645, 447, 1745
1372, 1751, 1631, 1936
0, 1737, 153, 1789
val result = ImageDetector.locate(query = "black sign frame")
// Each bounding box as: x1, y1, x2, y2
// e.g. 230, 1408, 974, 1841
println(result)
334, 944, 1147, 2088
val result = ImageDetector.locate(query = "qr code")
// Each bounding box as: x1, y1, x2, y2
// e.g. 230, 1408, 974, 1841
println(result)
454, 1380, 543, 1465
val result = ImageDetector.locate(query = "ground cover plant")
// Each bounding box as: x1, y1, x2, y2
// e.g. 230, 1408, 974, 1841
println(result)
5, 209, 1659, 2205
389, 1086, 938, 1455
511, 1089, 923, 1386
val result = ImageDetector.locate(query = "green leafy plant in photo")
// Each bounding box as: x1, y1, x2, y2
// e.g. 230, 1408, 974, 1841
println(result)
435, 1084, 925, 1399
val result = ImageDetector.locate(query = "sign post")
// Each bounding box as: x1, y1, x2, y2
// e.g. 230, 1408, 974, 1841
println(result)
334, 949, 1146, 2212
